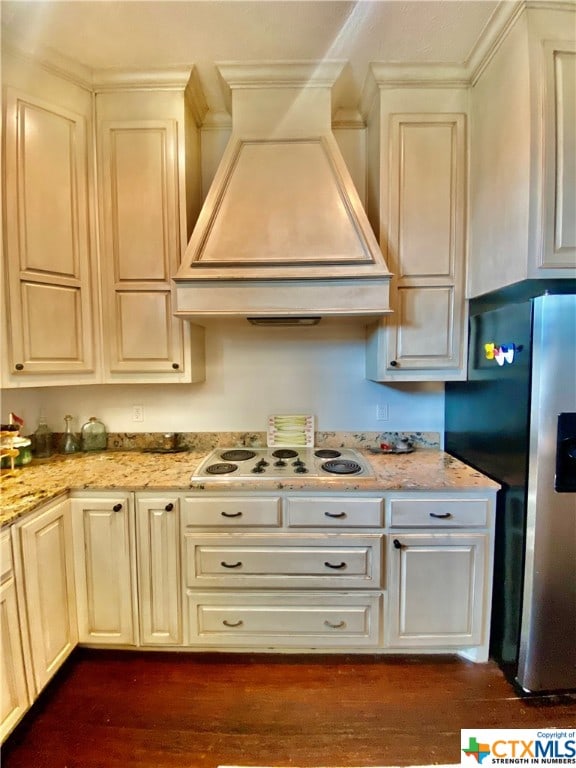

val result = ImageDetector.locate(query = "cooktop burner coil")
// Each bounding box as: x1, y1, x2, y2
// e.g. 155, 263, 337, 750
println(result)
314, 449, 341, 459
271, 449, 299, 459
205, 462, 238, 475
321, 459, 363, 475
220, 450, 256, 462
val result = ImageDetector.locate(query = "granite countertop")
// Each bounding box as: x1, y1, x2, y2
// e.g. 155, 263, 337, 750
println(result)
0, 448, 499, 527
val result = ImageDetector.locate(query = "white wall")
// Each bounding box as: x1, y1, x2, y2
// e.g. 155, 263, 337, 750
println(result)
2, 321, 444, 436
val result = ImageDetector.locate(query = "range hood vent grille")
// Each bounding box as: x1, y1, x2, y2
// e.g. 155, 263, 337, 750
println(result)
174, 62, 391, 322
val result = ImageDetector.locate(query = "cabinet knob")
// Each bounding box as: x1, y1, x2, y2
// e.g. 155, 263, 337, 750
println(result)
165, 503, 174, 512
15, 363, 24, 371
171, 362, 180, 370
389, 360, 399, 368
393, 538, 403, 549
113, 503, 123, 512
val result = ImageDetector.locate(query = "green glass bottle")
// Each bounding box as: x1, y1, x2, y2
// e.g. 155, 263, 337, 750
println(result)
81, 417, 107, 452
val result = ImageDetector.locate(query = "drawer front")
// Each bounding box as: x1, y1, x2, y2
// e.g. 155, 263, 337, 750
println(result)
0, 530, 13, 582
184, 534, 383, 588
182, 497, 281, 528
286, 497, 383, 528
187, 591, 381, 647
389, 498, 489, 528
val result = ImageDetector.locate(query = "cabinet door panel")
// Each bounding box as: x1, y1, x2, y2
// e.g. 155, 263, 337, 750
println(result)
387, 533, 486, 648
71, 497, 134, 645
18, 500, 78, 693
136, 497, 181, 645
0, 577, 29, 742
395, 286, 455, 363
4, 89, 95, 377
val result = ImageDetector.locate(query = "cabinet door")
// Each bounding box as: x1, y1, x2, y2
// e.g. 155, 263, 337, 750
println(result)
16, 499, 78, 695
366, 114, 467, 381
387, 533, 487, 648
71, 496, 135, 645
0, 533, 29, 743
98, 117, 204, 383
541, 41, 576, 269
3, 88, 96, 381
136, 495, 181, 645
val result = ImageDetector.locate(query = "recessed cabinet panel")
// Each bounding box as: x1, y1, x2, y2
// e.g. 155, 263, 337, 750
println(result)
114, 291, 172, 364
543, 45, 576, 266
395, 122, 455, 278
396, 286, 454, 362
16, 101, 78, 277
22, 283, 82, 362
107, 126, 172, 282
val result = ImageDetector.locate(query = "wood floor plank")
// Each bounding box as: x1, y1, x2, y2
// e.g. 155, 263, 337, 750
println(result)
2, 650, 575, 768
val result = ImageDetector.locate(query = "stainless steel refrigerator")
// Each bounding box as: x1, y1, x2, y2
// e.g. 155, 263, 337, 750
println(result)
445, 286, 576, 693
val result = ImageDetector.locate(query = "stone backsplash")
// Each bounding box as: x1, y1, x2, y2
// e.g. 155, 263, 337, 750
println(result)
47, 430, 440, 453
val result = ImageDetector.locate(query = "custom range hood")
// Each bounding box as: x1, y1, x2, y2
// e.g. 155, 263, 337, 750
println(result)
174, 62, 392, 323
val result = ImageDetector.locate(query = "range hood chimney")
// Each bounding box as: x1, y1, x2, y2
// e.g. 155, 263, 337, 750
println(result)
174, 61, 391, 322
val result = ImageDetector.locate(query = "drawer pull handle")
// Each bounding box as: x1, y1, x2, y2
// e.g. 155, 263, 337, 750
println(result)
221, 511, 243, 518
223, 619, 243, 627
393, 539, 403, 550
324, 511, 347, 519
221, 561, 243, 569
430, 512, 452, 519
324, 561, 347, 569
324, 620, 346, 629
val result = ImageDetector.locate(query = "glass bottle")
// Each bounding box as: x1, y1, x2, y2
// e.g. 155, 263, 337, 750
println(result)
33, 416, 53, 458
62, 415, 80, 454
81, 417, 107, 452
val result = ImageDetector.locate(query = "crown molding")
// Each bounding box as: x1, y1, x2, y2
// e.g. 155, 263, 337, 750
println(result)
201, 111, 233, 131
332, 108, 365, 130
216, 60, 347, 91
92, 67, 193, 92
1, 36, 94, 91
467, 1, 526, 86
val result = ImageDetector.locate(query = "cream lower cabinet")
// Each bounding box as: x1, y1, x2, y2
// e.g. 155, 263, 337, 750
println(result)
385, 494, 494, 662
0, 531, 29, 742
135, 495, 181, 645
182, 494, 384, 649
12, 498, 78, 697
70, 494, 136, 645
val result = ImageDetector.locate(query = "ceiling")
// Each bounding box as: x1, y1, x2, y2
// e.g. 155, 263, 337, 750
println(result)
1, 0, 503, 113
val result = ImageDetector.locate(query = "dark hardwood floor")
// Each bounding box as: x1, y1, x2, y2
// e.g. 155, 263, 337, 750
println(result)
2, 650, 575, 768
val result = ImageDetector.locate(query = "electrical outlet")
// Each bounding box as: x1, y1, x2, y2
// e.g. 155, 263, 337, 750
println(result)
132, 405, 144, 422
376, 403, 389, 421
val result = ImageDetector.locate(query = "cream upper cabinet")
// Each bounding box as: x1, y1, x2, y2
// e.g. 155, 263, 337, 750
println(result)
96, 87, 205, 384
468, 6, 576, 297
2, 86, 98, 387
364, 83, 468, 381
0, 530, 29, 743
12, 497, 78, 697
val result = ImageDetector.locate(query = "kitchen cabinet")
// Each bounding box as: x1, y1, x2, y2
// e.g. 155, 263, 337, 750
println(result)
2, 85, 98, 387
385, 494, 493, 661
11, 497, 78, 697
364, 82, 468, 381
0, 530, 29, 743
135, 494, 181, 645
468, 6, 576, 297
70, 493, 136, 645
95, 87, 205, 383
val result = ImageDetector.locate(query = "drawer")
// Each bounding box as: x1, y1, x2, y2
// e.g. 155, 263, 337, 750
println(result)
184, 534, 383, 589
286, 497, 383, 528
0, 530, 13, 583
182, 497, 281, 528
388, 498, 489, 528
186, 591, 381, 647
